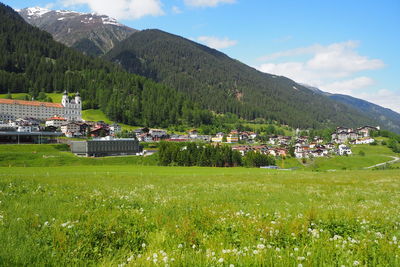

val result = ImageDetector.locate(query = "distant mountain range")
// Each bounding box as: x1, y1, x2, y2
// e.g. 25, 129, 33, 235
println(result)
18, 7, 137, 56
10, 6, 400, 132
302, 84, 400, 133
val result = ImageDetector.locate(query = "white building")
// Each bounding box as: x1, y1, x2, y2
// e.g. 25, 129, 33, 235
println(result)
109, 123, 122, 136
338, 144, 352, 155
0, 91, 81, 121
46, 117, 67, 128
60, 122, 81, 136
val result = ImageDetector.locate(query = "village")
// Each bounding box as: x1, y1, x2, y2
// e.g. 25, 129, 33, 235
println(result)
0, 112, 379, 159
0, 92, 381, 159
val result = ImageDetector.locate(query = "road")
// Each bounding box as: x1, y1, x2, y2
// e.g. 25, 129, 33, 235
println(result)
364, 156, 400, 169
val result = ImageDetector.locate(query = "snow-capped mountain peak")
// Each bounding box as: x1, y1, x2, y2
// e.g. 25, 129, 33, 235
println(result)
25, 6, 51, 17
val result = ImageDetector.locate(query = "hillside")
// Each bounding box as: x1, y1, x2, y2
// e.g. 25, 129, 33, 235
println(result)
303, 84, 400, 133
105, 29, 378, 129
0, 3, 212, 128
18, 7, 137, 56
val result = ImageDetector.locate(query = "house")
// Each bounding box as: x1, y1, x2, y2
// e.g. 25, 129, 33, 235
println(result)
109, 123, 122, 136
149, 129, 167, 138
45, 116, 67, 128
61, 122, 81, 137
138, 133, 153, 142
226, 134, 239, 143
188, 129, 198, 139
357, 126, 379, 137
338, 144, 352, 155
351, 137, 375, 145
17, 125, 32, 132
212, 132, 224, 143
90, 126, 110, 137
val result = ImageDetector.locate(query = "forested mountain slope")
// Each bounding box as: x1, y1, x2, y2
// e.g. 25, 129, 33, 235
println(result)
302, 85, 400, 133
0, 3, 212, 128
18, 7, 137, 56
105, 29, 377, 129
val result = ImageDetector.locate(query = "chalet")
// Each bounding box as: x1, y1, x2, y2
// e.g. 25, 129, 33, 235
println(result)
45, 116, 67, 128
350, 137, 375, 145
90, 126, 110, 137
61, 122, 81, 137
109, 123, 122, 136
226, 134, 239, 143
357, 126, 379, 137
137, 133, 153, 142
338, 144, 352, 155
149, 129, 167, 138
212, 132, 224, 143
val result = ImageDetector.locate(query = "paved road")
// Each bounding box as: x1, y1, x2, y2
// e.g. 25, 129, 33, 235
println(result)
364, 156, 400, 169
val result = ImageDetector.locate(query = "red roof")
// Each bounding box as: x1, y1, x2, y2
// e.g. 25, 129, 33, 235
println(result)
0, 98, 63, 108
48, 116, 66, 121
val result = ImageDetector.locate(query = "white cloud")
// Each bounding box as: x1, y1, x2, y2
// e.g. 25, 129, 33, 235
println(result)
359, 89, 400, 113
256, 41, 400, 112
322, 77, 375, 95
172, 6, 182, 14
197, 36, 237, 49
257, 41, 384, 91
61, 0, 164, 20
184, 0, 236, 8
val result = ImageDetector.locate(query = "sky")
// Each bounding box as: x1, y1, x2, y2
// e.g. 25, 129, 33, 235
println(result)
4, 0, 400, 113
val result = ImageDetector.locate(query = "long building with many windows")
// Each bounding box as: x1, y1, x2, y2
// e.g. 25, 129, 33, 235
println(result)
0, 91, 82, 121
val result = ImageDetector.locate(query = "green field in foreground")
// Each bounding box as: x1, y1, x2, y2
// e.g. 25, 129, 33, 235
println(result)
0, 144, 157, 167
0, 166, 399, 266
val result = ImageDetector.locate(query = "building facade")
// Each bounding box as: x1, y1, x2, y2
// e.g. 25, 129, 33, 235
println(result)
71, 139, 141, 157
0, 91, 81, 121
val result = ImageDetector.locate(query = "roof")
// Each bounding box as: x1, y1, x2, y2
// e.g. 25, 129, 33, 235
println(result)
48, 116, 66, 121
0, 98, 63, 108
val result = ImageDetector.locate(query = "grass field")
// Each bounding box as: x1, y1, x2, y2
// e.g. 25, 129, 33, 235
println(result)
0, 165, 399, 266
82, 109, 140, 131
309, 144, 397, 170
0, 144, 157, 167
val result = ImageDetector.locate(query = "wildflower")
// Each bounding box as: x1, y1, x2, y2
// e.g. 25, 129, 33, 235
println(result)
257, 244, 265, 250
276, 247, 281, 252
230, 264, 235, 267
298, 264, 303, 267
142, 243, 146, 248
218, 258, 224, 263
253, 250, 259, 255
353, 261, 360, 266
127, 255, 134, 262
297, 256, 305, 261
192, 244, 196, 249
178, 244, 183, 248
294, 247, 299, 252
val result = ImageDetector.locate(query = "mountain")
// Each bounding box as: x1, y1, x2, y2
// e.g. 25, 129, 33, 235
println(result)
105, 29, 377, 129
301, 84, 400, 133
18, 7, 137, 56
0, 3, 212, 128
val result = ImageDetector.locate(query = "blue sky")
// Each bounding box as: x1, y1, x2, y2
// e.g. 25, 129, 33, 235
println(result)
4, 0, 400, 112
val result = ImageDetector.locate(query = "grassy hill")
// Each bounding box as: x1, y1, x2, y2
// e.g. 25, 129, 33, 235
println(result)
309, 144, 397, 170
0, 165, 399, 265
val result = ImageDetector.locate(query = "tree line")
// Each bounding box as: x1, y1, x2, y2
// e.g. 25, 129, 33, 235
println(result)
158, 142, 275, 168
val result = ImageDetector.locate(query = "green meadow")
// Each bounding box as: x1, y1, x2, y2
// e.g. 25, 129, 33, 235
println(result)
0, 166, 400, 266
0, 143, 400, 266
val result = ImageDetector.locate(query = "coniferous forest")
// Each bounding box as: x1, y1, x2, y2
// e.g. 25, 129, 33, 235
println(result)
0, 3, 213, 128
